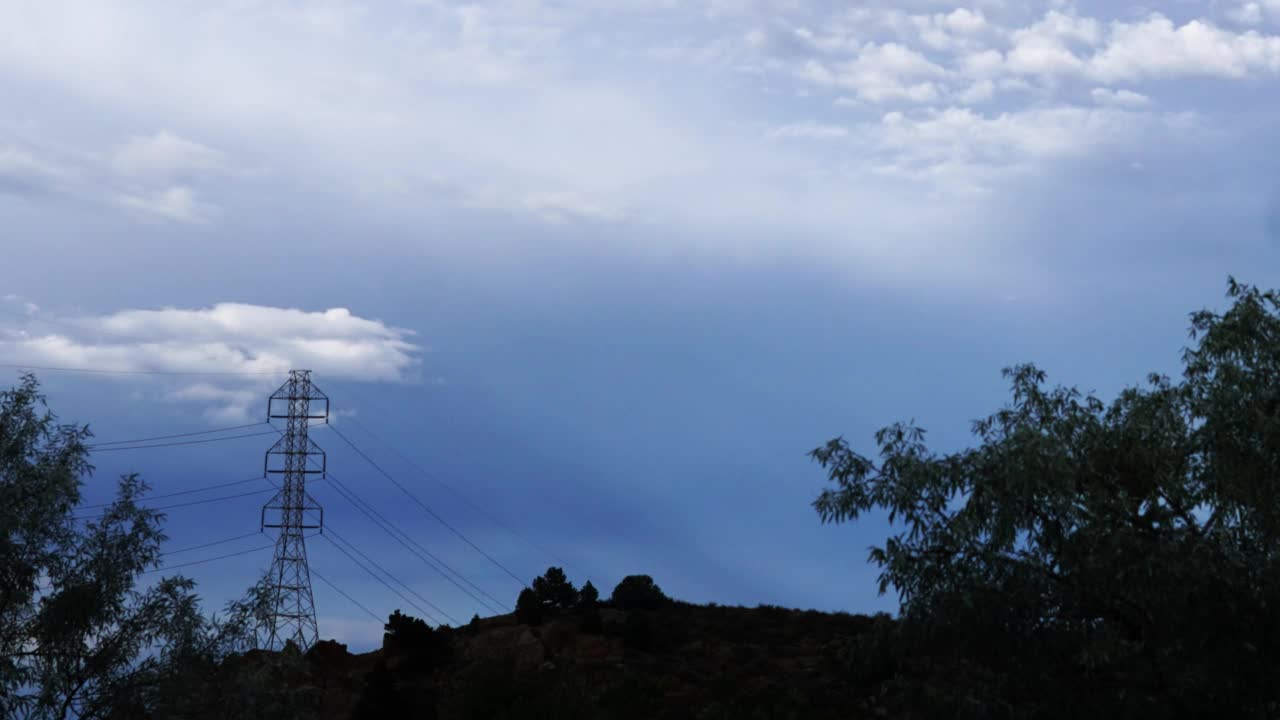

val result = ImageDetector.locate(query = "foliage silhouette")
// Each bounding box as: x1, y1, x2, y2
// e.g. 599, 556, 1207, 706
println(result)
515, 587, 545, 626
811, 278, 1280, 717
516, 567, 585, 625
610, 575, 668, 611
0, 374, 271, 719
383, 609, 452, 672
578, 581, 599, 609
531, 566, 578, 610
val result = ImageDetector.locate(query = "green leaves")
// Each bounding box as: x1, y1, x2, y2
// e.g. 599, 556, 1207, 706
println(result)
811, 279, 1280, 715
0, 376, 263, 718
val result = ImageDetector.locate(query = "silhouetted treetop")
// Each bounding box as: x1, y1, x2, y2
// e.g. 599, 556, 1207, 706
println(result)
610, 575, 668, 611
810, 278, 1280, 716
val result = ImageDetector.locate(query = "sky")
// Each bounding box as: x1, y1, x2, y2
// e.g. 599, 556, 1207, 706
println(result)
3, 0, 1280, 651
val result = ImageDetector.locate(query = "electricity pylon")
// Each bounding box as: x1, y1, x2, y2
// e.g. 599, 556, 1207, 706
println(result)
258, 369, 328, 651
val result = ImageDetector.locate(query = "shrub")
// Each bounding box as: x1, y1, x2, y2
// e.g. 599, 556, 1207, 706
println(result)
578, 581, 599, 608
532, 566, 579, 610
515, 587, 546, 626
610, 575, 668, 611
383, 610, 451, 671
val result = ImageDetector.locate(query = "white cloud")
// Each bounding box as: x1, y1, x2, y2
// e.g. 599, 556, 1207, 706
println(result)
943, 8, 988, 36
1230, 2, 1266, 25
1224, 1, 1280, 26
766, 121, 849, 139
1006, 11, 1100, 77
0, 0, 1277, 281
1088, 15, 1280, 82
166, 383, 259, 423
0, 144, 71, 196
112, 130, 223, 179
1, 134, 226, 222
957, 78, 997, 103
517, 191, 620, 224
2, 294, 39, 316
959, 48, 1006, 80
870, 105, 1196, 189
802, 42, 946, 103
1, 302, 422, 421
1091, 87, 1151, 108
910, 8, 991, 52
115, 185, 217, 224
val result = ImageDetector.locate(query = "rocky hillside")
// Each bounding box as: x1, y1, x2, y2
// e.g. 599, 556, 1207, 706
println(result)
229, 601, 903, 720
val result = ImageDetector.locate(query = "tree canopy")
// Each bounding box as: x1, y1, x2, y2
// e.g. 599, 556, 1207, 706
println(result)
610, 575, 668, 611
811, 279, 1280, 716
0, 375, 268, 719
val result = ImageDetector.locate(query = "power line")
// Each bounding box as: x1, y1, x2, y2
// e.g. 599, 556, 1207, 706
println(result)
327, 424, 529, 590
315, 466, 509, 615
39, 539, 275, 591
144, 543, 274, 574
320, 469, 508, 614
87, 422, 269, 447
164, 531, 264, 556
75, 487, 274, 520
89, 430, 281, 452
79, 476, 267, 510
0, 362, 288, 377
264, 471, 462, 624
316, 532, 441, 625
319, 525, 456, 625
344, 414, 571, 571
312, 568, 382, 623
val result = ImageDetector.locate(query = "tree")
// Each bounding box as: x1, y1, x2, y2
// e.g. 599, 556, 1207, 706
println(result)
610, 575, 667, 611
531, 566, 578, 610
809, 279, 1280, 717
0, 375, 262, 718
578, 581, 599, 608
515, 588, 545, 626
382, 610, 451, 671
383, 610, 432, 654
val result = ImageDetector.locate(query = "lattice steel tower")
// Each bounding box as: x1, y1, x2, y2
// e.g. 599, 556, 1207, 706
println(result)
258, 370, 328, 651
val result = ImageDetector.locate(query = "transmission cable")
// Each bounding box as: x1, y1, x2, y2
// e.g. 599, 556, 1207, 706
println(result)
322, 470, 508, 614
79, 476, 267, 510
312, 568, 382, 623
328, 424, 529, 589
315, 532, 441, 625
143, 543, 274, 574
164, 531, 264, 556
318, 524, 456, 625
262, 425, 504, 614
345, 413, 571, 570
262, 471, 458, 622
313, 466, 509, 615
39, 539, 274, 591
74, 487, 274, 521
89, 430, 281, 452
87, 422, 269, 448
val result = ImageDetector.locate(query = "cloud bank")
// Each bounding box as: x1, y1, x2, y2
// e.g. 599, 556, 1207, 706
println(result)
1, 1, 1278, 291
0, 302, 421, 421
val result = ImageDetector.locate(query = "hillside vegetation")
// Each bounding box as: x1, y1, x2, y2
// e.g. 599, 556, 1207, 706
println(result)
198, 575, 909, 720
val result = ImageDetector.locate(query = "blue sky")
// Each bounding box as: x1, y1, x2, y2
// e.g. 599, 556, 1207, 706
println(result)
4, 0, 1280, 650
